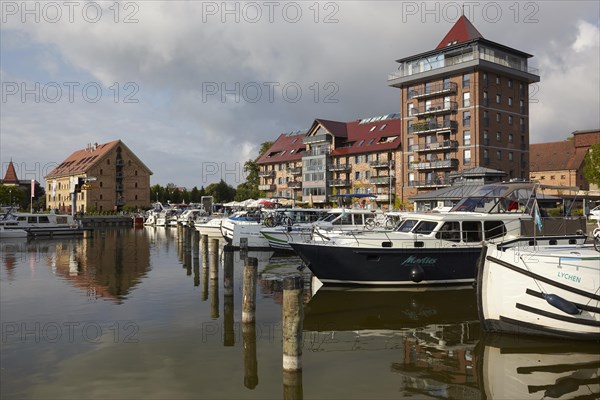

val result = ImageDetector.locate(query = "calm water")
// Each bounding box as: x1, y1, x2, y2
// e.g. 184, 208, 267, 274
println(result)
1, 228, 598, 399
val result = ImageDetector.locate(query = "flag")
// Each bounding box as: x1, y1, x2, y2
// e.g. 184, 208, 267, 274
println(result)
31, 179, 35, 198
533, 198, 543, 233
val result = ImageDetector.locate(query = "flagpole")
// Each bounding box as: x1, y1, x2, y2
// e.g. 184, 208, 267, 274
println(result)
30, 179, 34, 213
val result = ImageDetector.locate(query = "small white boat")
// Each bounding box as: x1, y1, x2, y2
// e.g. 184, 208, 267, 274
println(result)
477, 239, 600, 340
195, 216, 224, 236
0, 211, 83, 237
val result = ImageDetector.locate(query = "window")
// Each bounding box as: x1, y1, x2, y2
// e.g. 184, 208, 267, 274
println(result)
508, 152, 513, 161
496, 113, 501, 123
485, 221, 506, 239
496, 132, 501, 141
462, 221, 482, 242
483, 91, 488, 106
508, 79, 512, 88
463, 92, 470, 107
464, 149, 471, 165
462, 73, 470, 88
435, 222, 461, 242
508, 133, 513, 143
508, 97, 513, 106
508, 115, 513, 125
355, 171, 360, 180
463, 130, 471, 146
496, 150, 502, 160
463, 111, 471, 127
379, 124, 387, 131
369, 126, 376, 132
496, 94, 501, 104
496, 75, 501, 85
483, 130, 489, 145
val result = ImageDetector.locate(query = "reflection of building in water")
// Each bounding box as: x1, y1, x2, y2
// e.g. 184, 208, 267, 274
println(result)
49, 229, 151, 302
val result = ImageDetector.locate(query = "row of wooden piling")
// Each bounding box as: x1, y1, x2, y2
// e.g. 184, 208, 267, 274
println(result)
177, 225, 304, 399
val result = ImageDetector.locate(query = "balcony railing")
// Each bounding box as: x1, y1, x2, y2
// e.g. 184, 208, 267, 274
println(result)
408, 179, 451, 188
408, 82, 457, 99
328, 163, 351, 171
374, 193, 395, 201
116, 198, 125, 206
258, 184, 276, 191
408, 159, 459, 170
287, 181, 302, 188
116, 185, 124, 192
370, 160, 394, 168
305, 148, 330, 157
412, 140, 458, 153
388, 44, 539, 82
330, 179, 351, 187
303, 134, 329, 145
369, 176, 394, 185
410, 101, 458, 117
289, 167, 302, 175
408, 120, 457, 135
258, 170, 275, 178
116, 159, 124, 167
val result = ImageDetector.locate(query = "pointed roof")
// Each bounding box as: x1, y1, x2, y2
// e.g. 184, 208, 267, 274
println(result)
2, 160, 19, 184
45, 140, 153, 179
436, 15, 483, 49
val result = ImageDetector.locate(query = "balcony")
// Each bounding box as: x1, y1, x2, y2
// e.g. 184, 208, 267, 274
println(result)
370, 160, 394, 169
116, 184, 124, 192
330, 179, 351, 187
408, 82, 457, 99
388, 44, 540, 85
287, 181, 302, 189
369, 176, 394, 185
374, 193, 395, 202
116, 159, 124, 167
303, 134, 329, 145
409, 159, 459, 170
258, 170, 275, 178
408, 120, 457, 135
408, 179, 452, 188
116, 197, 126, 206
328, 163, 351, 172
258, 184, 276, 191
305, 148, 330, 157
410, 101, 458, 117
289, 167, 302, 175
413, 140, 458, 153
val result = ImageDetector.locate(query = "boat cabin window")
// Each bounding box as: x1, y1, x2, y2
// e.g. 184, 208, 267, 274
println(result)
352, 214, 365, 225
38, 216, 50, 223
17, 216, 27, 221
56, 216, 68, 224
413, 221, 438, 235
462, 221, 482, 242
397, 219, 418, 232
484, 221, 506, 239
28, 216, 37, 223
435, 221, 461, 242
333, 213, 352, 226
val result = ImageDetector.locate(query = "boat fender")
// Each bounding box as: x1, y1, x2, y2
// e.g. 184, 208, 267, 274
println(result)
543, 293, 580, 315
409, 265, 425, 283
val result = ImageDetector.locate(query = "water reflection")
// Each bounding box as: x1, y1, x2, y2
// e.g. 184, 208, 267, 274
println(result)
477, 334, 600, 399
1, 230, 150, 303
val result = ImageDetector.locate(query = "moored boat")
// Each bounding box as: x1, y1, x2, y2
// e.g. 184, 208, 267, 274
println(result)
0, 211, 84, 237
477, 238, 600, 340
290, 182, 588, 286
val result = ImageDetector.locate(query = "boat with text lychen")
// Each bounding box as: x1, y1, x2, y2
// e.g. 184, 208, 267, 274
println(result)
477, 238, 600, 340
289, 182, 588, 286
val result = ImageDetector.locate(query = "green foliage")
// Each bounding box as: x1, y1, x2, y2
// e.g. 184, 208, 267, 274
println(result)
0, 184, 24, 207
583, 143, 600, 186
205, 180, 236, 203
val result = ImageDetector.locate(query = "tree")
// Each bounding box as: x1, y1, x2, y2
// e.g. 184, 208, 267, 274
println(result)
0, 185, 24, 208
235, 141, 273, 201
206, 180, 236, 203
583, 142, 600, 186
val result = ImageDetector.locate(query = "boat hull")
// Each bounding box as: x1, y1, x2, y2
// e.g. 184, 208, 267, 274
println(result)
290, 242, 481, 285
477, 243, 600, 340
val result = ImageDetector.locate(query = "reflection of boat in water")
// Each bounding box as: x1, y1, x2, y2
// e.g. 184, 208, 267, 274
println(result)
304, 286, 478, 332
477, 334, 600, 399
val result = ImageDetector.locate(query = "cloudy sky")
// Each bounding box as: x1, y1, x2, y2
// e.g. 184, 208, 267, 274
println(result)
1, 1, 599, 188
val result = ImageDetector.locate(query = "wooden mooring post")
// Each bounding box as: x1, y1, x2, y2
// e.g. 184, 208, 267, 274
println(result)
201, 234, 209, 301
242, 257, 258, 323
282, 275, 304, 400
223, 248, 234, 346
209, 238, 219, 319
192, 229, 200, 259
243, 319, 258, 389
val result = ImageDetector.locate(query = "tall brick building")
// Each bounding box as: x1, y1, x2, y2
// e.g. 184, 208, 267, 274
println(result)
388, 15, 540, 202
45, 140, 152, 213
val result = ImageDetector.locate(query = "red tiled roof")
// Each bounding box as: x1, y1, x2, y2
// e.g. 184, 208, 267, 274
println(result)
256, 115, 402, 165
2, 161, 19, 184
330, 118, 401, 156
436, 15, 483, 49
256, 134, 306, 164
45, 140, 153, 179
530, 140, 586, 172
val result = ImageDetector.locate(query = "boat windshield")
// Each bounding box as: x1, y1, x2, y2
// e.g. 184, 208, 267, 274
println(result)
396, 219, 419, 232
451, 184, 535, 213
